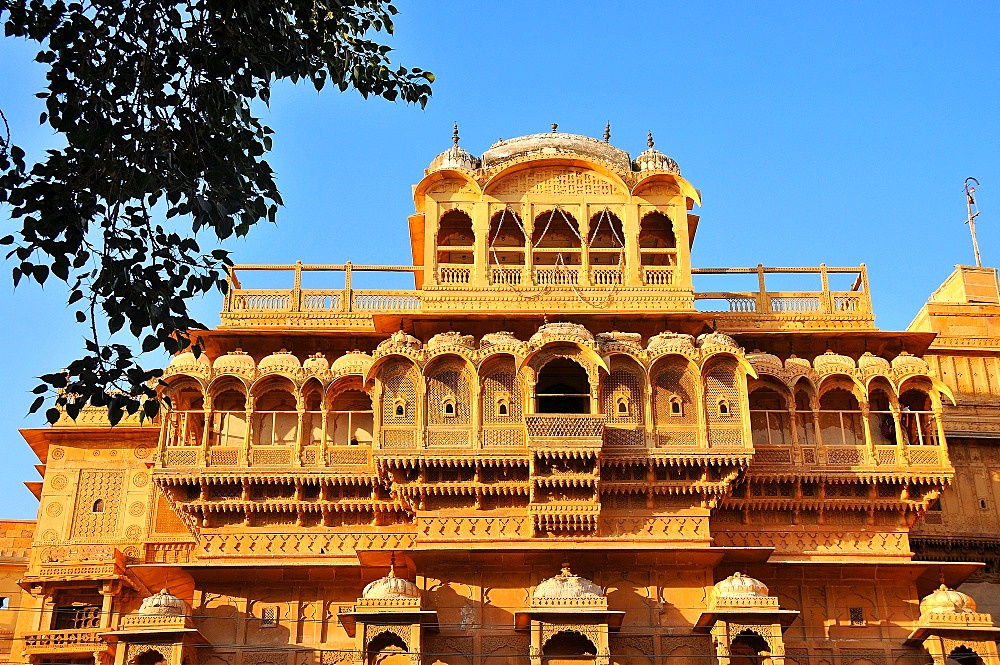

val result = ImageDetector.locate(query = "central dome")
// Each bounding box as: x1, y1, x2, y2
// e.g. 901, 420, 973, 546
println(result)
481, 127, 633, 174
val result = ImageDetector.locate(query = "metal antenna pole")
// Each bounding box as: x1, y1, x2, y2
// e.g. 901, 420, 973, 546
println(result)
965, 177, 982, 267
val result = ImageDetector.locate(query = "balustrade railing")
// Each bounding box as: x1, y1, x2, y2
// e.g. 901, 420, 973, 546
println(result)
352, 291, 422, 312
490, 267, 523, 285
590, 267, 622, 286
643, 266, 675, 286
526, 414, 605, 440
23, 628, 105, 652
438, 264, 472, 285
900, 410, 939, 446
534, 267, 579, 286
163, 410, 205, 448
818, 409, 865, 447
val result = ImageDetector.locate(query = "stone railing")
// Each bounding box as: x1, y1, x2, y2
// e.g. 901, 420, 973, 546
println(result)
22, 629, 106, 653
590, 267, 622, 286
438, 264, 472, 285
751, 443, 949, 472
533, 267, 579, 286
643, 266, 675, 286
692, 265, 873, 324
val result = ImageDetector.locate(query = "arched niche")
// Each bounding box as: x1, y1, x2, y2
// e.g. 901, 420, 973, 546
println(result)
378, 359, 421, 427
601, 356, 645, 447
425, 357, 474, 427
868, 376, 898, 446
703, 356, 744, 447
651, 356, 698, 432
481, 356, 523, 424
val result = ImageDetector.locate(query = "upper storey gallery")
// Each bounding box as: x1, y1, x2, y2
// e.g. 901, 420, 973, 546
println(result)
413, 124, 699, 294
220, 125, 874, 332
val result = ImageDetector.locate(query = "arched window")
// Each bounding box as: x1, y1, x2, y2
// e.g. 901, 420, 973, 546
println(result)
542, 631, 597, 658
436, 210, 474, 263
208, 382, 247, 448
793, 387, 817, 445
442, 398, 456, 417
488, 209, 525, 285
819, 387, 863, 446
588, 209, 625, 285
253, 383, 298, 446
532, 209, 581, 286
163, 381, 205, 448
616, 397, 629, 415
497, 399, 509, 417
749, 386, 791, 445
394, 401, 406, 418
900, 389, 937, 445
670, 397, 683, 416
330, 389, 374, 446
639, 212, 676, 264
868, 386, 896, 445
92, 499, 104, 514
536, 358, 591, 414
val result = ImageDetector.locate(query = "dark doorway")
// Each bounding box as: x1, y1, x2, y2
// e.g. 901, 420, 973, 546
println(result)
537, 359, 591, 414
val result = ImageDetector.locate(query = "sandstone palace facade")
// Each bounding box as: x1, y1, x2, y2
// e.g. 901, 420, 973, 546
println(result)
3, 127, 1000, 665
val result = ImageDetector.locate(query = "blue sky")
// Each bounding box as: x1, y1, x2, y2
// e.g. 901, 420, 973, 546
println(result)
0, 1, 998, 518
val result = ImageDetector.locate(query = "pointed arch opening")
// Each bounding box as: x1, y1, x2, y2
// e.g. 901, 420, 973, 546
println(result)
532, 209, 581, 286
537, 358, 591, 414
437, 209, 474, 285
900, 388, 938, 446
819, 386, 863, 446
488, 209, 525, 285
749, 384, 791, 445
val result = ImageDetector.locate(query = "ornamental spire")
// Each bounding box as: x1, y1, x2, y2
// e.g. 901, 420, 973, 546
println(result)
647, 131, 655, 149
452, 121, 460, 146
604, 122, 611, 143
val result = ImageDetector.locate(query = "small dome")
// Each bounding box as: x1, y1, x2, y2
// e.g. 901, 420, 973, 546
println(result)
138, 589, 187, 616
920, 584, 977, 615
166, 351, 211, 375
362, 567, 420, 600
428, 123, 480, 172
813, 350, 856, 374
784, 355, 812, 372
258, 350, 302, 375
632, 133, 680, 174
213, 349, 256, 375
481, 127, 633, 174
891, 351, 930, 375
713, 572, 770, 599
858, 352, 891, 374
530, 322, 595, 346
303, 352, 330, 375
697, 332, 738, 350
747, 351, 783, 372
647, 331, 696, 353
427, 331, 475, 352
533, 566, 604, 601
480, 331, 522, 350
331, 351, 374, 376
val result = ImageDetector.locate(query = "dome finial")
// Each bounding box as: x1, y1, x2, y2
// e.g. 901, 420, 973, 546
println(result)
604, 122, 611, 143
388, 551, 397, 578
551, 123, 558, 133
647, 131, 654, 149
452, 121, 460, 146
561, 562, 572, 576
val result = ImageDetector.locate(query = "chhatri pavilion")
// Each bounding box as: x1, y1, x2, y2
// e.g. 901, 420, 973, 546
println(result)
2, 125, 1000, 665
